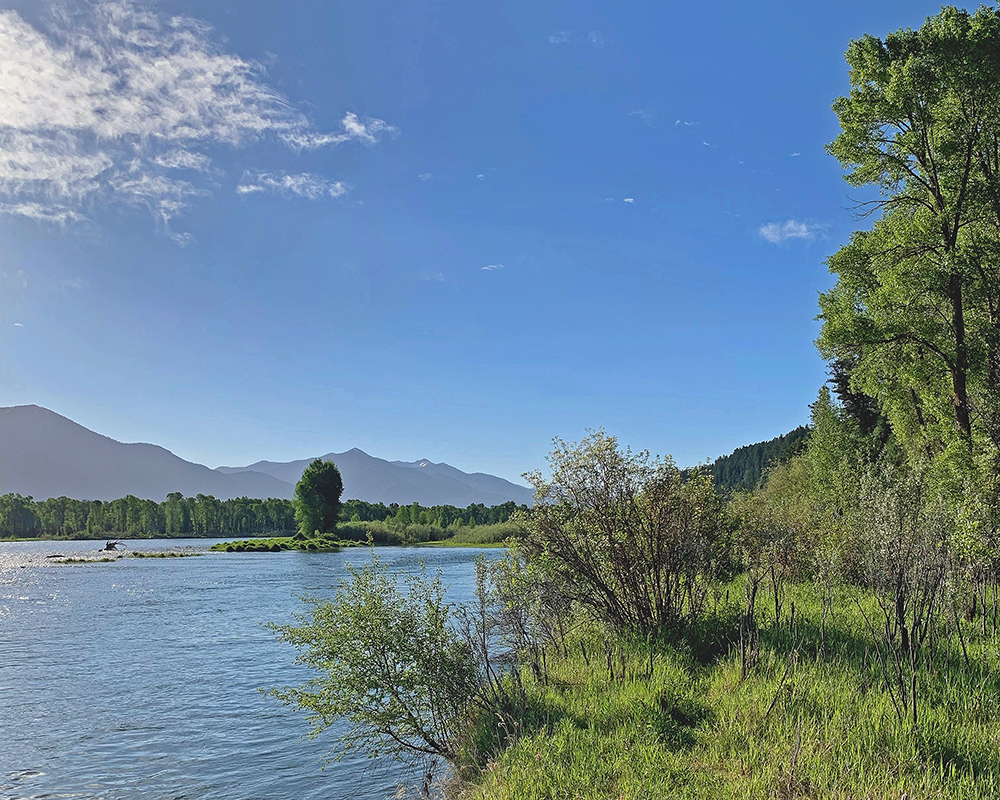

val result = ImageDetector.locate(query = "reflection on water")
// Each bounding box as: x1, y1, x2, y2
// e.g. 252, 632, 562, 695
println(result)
0, 540, 496, 800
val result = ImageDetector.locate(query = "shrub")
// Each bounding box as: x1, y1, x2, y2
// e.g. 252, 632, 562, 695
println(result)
519, 430, 728, 634
268, 555, 517, 768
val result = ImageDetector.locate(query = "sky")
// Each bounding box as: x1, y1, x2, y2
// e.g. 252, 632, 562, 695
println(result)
0, 0, 966, 485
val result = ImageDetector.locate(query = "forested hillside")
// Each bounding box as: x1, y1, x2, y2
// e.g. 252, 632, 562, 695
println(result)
706, 426, 811, 492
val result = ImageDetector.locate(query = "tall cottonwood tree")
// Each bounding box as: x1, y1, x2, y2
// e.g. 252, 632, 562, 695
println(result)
818, 6, 1000, 478
294, 459, 344, 536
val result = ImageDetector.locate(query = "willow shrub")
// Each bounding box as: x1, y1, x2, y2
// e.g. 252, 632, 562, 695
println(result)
267, 555, 518, 770
518, 430, 730, 635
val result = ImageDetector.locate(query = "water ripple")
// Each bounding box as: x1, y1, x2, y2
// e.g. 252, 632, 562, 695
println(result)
0, 541, 495, 800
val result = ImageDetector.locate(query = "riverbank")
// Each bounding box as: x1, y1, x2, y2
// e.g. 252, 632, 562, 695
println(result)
1, 520, 521, 548
459, 579, 1000, 800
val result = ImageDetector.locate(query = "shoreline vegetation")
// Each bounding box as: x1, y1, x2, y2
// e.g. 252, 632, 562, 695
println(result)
210, 519, 523, 552
0, 494, 526, 543
270, 427, 1000, 800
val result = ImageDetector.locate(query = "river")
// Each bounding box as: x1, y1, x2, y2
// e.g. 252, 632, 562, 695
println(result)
0, 539, 496, 800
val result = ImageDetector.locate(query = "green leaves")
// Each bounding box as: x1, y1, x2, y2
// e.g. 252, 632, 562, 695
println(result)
820, 6, 1000, 488
520, 430, 727, 634
293, 459, 344, 536
268, 556, 482, 764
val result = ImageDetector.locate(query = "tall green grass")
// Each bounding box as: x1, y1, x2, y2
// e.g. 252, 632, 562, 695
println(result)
335, 520, 522, 546
460, 581, 1000, 800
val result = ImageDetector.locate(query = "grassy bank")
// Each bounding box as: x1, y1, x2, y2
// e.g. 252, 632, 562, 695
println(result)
336, 519, 520, 545
210, 521, 521, 552
210, 532, 344, 552
462, 580, 1000, 800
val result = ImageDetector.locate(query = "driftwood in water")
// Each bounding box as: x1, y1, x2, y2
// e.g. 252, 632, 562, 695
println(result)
103, 540, 125, 552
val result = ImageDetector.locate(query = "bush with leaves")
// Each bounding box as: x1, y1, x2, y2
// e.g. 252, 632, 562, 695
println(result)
268, 555, 517, 771
518, 430, 728, 635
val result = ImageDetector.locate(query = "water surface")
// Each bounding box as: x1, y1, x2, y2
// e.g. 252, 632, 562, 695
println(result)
0, 540, 493, 799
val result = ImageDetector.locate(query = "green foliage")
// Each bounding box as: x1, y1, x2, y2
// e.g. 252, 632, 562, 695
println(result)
462, 582, 1000, 800
0, 491, 527, 541
268, 555, 516, 767
519, 430, 728, 634
820, 5, 1000, 500
293, 459, 344, 536
703, 426, 811, 493
209, 532, 343, 552
0, 492, 297, 540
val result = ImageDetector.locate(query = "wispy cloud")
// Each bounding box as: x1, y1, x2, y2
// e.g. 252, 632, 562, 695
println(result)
759, 220, 822, 244
0, 202, 86, 227
476, 173, 486, 181
418, 270, 445, 282
675, 120, 698, 126
549, 29, 607, 48
790, 152, 801, 157
236, 171, 348, 200
628, 109, 655, 125
60, 277, 85, 292
0, 0, 394, 239
1, 270, 29, 291
13, 322, 23, 327
418, 172, 433, 181
623, 197, 635, 204
280, 112, 397, 150
482, 264, 504, 271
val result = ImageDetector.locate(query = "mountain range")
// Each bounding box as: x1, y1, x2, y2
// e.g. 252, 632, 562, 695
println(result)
0, 405, 534, 506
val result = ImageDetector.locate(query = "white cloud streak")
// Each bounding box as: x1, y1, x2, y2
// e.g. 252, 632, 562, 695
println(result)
0, 201, 86, 226
759, 220, 820, 244
549, 30, 606, 48
236, 171, 348, 200
482, 263, 503, 271
0, 0, 394, 238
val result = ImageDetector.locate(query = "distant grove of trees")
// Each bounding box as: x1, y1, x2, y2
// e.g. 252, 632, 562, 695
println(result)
0, 492, 527, 540
705, 426, 811, 493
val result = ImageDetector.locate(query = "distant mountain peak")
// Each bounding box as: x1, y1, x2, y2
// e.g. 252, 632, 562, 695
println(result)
0, 405, 533, 506
0, 405, 295, 502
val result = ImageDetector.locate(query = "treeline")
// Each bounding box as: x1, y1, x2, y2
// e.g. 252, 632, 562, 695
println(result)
0, 492, 527, 540
702, 425, 811, 493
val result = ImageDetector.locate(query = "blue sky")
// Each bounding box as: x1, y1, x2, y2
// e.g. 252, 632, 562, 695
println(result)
0, 0, 959, 484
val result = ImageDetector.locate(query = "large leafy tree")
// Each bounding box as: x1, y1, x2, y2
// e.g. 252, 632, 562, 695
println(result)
294, 459, 344, 536
818, 6, 1000, 477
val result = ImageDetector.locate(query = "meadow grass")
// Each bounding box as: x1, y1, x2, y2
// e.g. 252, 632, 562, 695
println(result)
462, 581, 1000, 800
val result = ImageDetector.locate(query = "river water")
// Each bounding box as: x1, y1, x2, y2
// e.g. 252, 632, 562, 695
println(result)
0, 540, 495, 800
